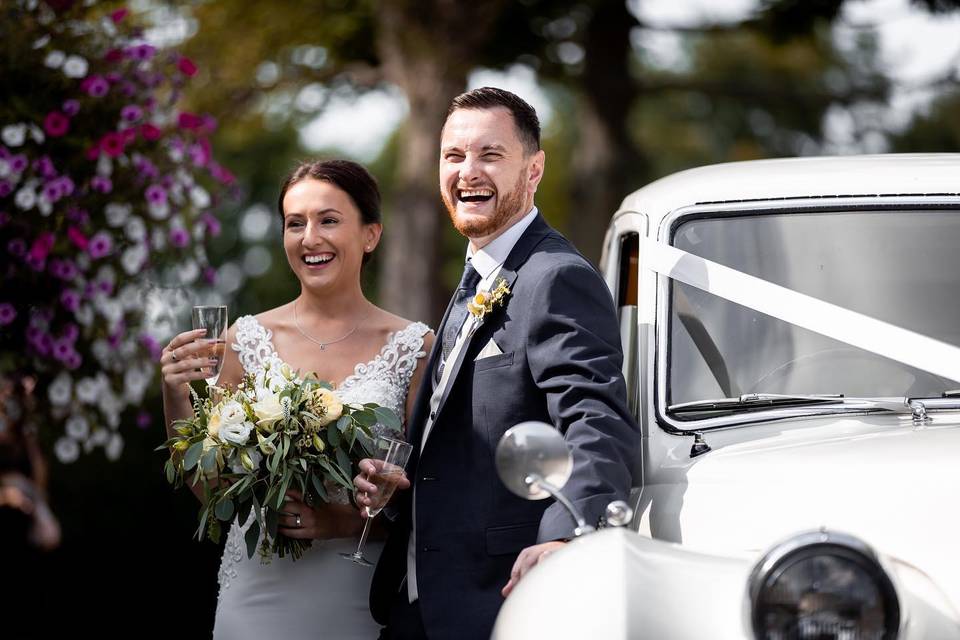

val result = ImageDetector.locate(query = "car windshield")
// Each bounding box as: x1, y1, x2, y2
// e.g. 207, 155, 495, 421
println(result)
667, 210, 960, 416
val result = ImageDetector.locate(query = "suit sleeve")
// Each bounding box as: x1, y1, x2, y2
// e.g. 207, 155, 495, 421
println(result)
525, 261, 641, 542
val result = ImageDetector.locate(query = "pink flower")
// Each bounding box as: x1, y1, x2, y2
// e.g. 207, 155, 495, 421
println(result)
200, 213, 221, 237
140, 333, 162, 361
127, 44, 157, 61
140, 123, 162, 141
81, 75, 110, 97
104, 48, 123, 63
209, 162, 235, 186
85, 145, 100, 161
177, 112, 203, 130
203, 266, 217, 285
87, 231, 113, 259
67, 226, 89, 250
44, 111, 70, 137
0, 303, 16, 326
110, 8, 128, 23
189, 139, 211, 167
177, 56, 198, 77
52, 338, 73, 362
100, 132, 125, 157
29, 232, 55, 263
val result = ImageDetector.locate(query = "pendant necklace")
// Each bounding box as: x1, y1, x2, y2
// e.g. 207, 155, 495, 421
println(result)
294, 301, 369, 351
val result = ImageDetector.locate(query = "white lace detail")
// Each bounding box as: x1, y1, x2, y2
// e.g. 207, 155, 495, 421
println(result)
217, 315, 430, 596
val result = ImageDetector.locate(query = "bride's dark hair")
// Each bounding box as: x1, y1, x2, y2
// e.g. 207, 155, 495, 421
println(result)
277, 159, 382, 263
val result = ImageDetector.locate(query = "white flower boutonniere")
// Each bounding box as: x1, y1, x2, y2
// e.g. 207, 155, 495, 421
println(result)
466, 277, 511, 327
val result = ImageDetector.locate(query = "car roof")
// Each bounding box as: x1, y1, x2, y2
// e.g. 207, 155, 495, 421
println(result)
617, 153, 960, 225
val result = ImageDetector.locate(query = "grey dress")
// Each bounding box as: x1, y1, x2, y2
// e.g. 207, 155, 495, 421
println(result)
213, 315, 429, 639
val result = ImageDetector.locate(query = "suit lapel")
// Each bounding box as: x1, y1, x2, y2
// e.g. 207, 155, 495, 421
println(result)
426, 214, 553, 430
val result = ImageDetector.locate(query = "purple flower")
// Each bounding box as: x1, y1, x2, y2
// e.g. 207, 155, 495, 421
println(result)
51, 259, 79, 281
140, 333, 162, 360
128, 44, 157, 61
0, 181, 11, 198
0, 211, 9, 226
82, 75, 110, 98
137, 411, 152, 429
66, 207, 89, 224
62, 99, 80, 116
26, 254, 46, 272
31, 333, 52, 357
60, 289, 81, 312
57, 176, 75, 197
43, 180, 63, 202
26, 325, 43, 343
62, 323, 79, 342
52, 338, 72, 362
169, 227, 190, 248
200, 213, 221, 237
65, 352, 82, 370
133, 156, 158, 179
44, 111, 69, 137
203, 266, 217, 285
0, 303, 16, 326
121, 104, 143, 122
87, 231, 113, 259
0, 146, 9, 160
97, 278, 113, 295
144, 184, 167, 204
90, 175, 112, 193
8, 238, 26, 257
9, 154, 27, 173
34, 156, 56, 178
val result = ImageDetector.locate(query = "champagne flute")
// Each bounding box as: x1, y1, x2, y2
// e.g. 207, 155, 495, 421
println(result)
192, 305, 228, 386
341, 435, 413, 566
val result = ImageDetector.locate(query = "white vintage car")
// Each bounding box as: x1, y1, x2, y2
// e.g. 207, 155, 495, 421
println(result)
493, 154, 960, 639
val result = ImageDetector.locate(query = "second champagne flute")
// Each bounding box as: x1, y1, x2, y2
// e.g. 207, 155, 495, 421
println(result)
192, 305, 228, 386
341, 435, 413, 566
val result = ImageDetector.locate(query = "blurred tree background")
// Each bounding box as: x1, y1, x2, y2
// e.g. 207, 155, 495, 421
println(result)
23, 0, 960, 636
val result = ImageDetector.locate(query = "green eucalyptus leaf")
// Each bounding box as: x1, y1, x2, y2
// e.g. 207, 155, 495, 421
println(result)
354, 410, 377, 428
336, 415, 352, 432
310, 472, 328, 502
237, 497, 253, 526
215, 498, 235, 522
183, 440, 204, 471
373, 406, 402, 432
327, 425, 341, 447
244, 519, 261, 559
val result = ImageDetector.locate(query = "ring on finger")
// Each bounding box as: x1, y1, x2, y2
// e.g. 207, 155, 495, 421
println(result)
170, 350, 179, 362
295, 514, 302, 528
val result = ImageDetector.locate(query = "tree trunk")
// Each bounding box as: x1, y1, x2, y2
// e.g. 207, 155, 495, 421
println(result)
568, 0, 647, 265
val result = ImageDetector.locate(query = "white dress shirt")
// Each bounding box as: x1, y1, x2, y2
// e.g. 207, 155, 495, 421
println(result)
407, 206, 539, 602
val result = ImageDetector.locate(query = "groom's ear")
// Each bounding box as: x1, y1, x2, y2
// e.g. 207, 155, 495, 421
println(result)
527, 149, 545, 193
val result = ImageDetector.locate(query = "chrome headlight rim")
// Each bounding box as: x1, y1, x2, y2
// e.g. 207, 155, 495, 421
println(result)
748, 529, 900, 640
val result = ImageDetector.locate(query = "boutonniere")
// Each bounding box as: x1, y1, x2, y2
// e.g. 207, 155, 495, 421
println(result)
466, 277, 511, 325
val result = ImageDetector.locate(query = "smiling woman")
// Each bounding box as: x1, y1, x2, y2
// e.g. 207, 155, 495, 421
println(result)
159, 158, 434, 638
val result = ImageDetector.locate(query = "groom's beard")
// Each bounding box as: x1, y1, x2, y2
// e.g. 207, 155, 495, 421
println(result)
444, 169, 527, 239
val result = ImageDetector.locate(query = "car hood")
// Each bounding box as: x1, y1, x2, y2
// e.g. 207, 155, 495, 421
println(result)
643, 412, 960, 615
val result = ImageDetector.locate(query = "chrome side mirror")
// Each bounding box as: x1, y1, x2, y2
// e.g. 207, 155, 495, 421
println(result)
495, 421, 594, 536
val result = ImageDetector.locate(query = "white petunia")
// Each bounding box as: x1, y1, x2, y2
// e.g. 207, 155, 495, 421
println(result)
220, 420, 254, 446
62, 55, 89, 78
105, 434, 124, 461
65, 414, 90, 439
124, 217, 147, 242
14, 188, 36, 210
48, 372, 72, 406
76, 377, 101, 404
37, 195, 52, 217
44, 50, 65, 68
148, 201, 170, 220
123, 366, 150, 403
75, 304, 94, 326
92, 339, 111, 365
96, 153, 112, 177
29, 125, 44, 144
0, 159, 10, 178
121, 245, 147, 275
118, 284, 139, 310
2, 124, 26, 147
178, 259, 199, 285
105, 203, 131, 227
190, 185, 211, 209
54, 437, 80, 464
33, 35, 51, 49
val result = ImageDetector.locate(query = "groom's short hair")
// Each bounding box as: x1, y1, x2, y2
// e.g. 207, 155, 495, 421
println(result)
447, 87, 540, 155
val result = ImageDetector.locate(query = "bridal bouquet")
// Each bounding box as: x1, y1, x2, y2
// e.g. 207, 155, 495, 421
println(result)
160, 362, 400, 561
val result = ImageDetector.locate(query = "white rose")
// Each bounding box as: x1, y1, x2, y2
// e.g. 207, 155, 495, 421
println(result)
252, 392, 285, 429
219, 400, 246, 426
221, 420, 254, 446
62, 55, 88, 78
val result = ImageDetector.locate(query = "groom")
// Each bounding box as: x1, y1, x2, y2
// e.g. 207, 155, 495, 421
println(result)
356, 87, 640, 640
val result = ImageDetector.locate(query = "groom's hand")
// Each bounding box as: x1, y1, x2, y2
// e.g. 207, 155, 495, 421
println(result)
501, 540, 566, 598
353, 458, 411, 518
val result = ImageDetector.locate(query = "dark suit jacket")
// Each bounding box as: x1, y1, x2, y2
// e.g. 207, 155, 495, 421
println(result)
371, 214, 640, 639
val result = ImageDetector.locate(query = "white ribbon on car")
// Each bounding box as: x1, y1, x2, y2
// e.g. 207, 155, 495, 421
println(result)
643, 239, 960, 383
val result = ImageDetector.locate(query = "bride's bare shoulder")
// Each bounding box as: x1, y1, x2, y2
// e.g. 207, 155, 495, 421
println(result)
370, 307, 433, 336
251, 302, 296, 333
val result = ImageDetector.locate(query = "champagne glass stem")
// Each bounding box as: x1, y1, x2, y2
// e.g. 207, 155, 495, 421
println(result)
353, 516, 373, 558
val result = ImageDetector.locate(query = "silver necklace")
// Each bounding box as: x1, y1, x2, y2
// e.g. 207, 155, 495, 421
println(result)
294, 301, 369, 351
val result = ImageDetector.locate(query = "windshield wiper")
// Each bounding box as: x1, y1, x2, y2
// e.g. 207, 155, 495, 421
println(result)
669, 393, 844, 414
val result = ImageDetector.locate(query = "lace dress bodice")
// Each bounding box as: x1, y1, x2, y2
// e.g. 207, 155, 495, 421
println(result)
215, 315, 430, 611
231, 314, 430, 426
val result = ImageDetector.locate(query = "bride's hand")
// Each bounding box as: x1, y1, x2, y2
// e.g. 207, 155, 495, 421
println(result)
278, 489, 360, 540
160, 329, 217, 393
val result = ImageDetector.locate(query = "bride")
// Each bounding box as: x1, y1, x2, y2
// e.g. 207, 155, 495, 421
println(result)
160, 159, 433, 638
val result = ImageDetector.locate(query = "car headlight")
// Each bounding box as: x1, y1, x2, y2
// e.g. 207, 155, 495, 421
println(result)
749, 530, 900, 640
